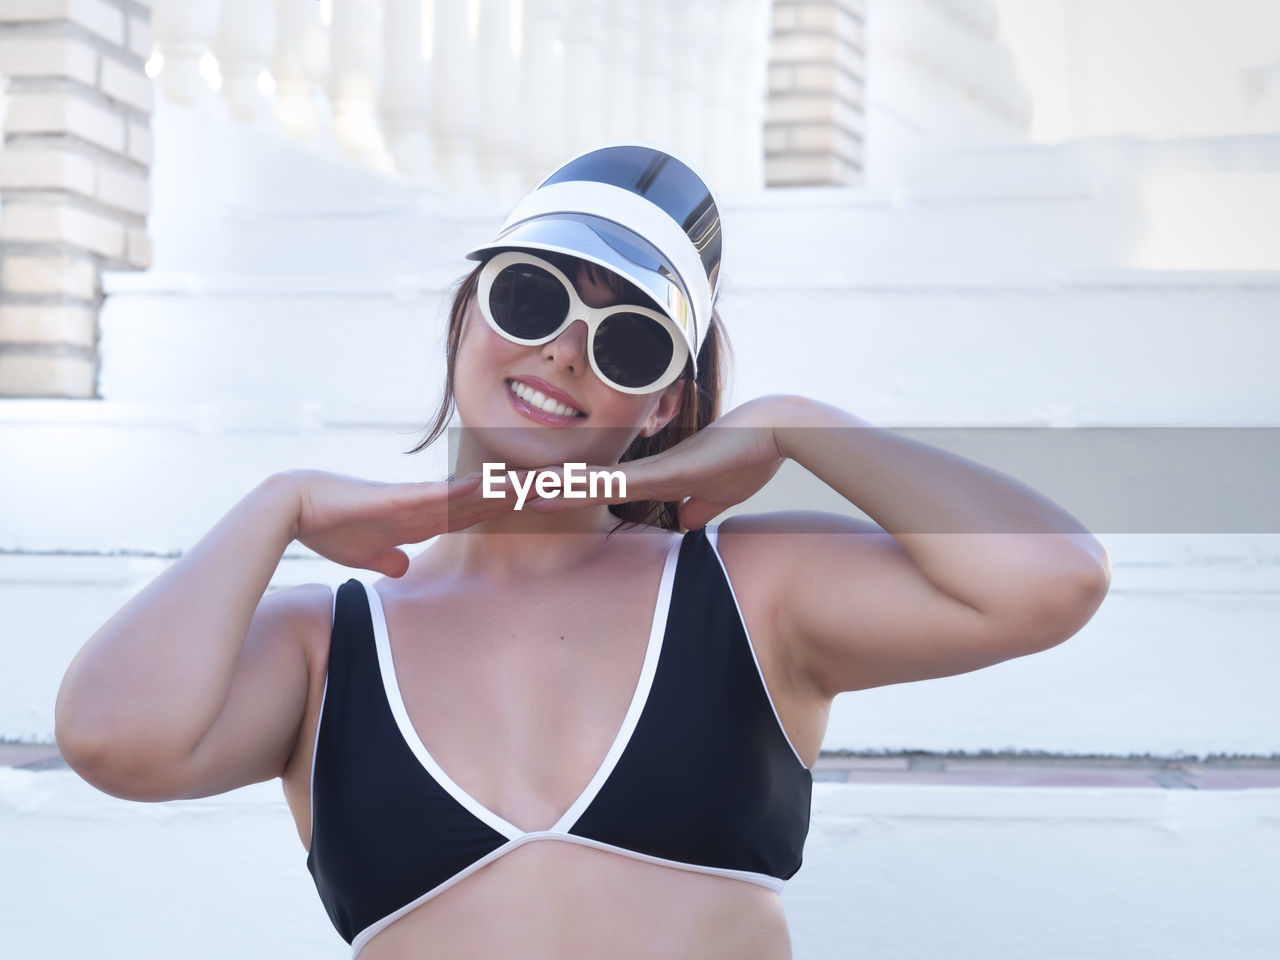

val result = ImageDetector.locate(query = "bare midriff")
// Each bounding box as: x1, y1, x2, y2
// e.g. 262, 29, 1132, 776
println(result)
356, 839, 792, 960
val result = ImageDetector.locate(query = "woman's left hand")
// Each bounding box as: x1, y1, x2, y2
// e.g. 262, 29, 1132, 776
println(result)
527, 395, 800, 529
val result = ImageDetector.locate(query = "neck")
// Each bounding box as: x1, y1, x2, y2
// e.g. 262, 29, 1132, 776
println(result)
441, 507, 628, 578
438, 431, 647, 578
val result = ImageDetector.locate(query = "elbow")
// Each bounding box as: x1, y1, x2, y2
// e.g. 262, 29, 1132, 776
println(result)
1022, 551, 1112, 651
984, 544, 1111, 653
1069, 539, 1112, 620
57, 736, 189, 802
55, 726, 118, 794
54, 709, 126, 797
54, 680, 101, 777
55, 695, 188, 802
54, 718, 123, 797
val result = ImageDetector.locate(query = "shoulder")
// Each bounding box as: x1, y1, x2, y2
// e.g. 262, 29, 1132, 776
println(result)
708, 509, 887, 613
256, 581, 339, 681
710, 510, 886, 580
715, 510, 880, 538
268, 580, 337, 632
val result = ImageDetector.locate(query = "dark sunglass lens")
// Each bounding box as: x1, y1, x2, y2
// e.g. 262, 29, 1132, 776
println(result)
593, 313, 674, 389
489, 263, 570, 339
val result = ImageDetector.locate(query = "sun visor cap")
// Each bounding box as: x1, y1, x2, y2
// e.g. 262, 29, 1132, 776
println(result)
465, 214, 696, 352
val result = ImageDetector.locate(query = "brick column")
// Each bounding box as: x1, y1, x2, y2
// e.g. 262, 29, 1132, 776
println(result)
0, 0, 153, 398
764, 0, 865, 186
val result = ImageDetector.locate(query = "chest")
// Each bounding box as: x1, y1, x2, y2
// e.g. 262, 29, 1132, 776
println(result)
304, 544, 814, 947
379, 562, 671, 831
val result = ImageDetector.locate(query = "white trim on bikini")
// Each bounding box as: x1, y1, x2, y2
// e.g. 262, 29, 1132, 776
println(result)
366, 580, 524, 839
348, 833, 784, 958
365, 531, 684, 841
705, 524, 811, 771
549, 537, 679, 832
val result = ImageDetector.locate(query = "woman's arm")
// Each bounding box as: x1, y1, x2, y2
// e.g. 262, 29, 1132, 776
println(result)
734, 396, 1111, 697
55, 469, 496, 801
54, 474, 315, 800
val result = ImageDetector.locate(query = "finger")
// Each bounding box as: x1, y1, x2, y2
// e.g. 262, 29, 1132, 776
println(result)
372, 548, 411, 578
513, 463, 628, 511
445, 473, 486, 497
602, 454, 700, 508
451, 471, 516, 510
524, 494, 578, 513
511, 465, 572, 505
389, 474, 481, 513
444, 481, 526, 531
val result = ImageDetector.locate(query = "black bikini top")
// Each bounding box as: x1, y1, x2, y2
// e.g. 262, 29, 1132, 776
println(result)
306, 526, 813, 955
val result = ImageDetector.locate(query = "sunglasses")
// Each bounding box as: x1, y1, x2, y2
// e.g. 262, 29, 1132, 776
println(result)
476, 251, 690, 395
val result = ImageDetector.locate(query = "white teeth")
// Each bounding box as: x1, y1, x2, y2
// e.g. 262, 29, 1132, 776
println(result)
509, 380, 582, 418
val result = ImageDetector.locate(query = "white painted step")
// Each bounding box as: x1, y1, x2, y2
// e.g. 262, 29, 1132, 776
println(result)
149, 184, 1137, 286
148, 104, 1127, 284
98, 270, 1280, 425
148, 103, 1280, 283
0, 401, 448, 553
897, 133, 1280, 196
4, 768, 1276, 960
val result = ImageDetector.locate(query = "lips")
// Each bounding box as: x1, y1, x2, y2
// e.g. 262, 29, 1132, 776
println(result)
506, 376, 586, 418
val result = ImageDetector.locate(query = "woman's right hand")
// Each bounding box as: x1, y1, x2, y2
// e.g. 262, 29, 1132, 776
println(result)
283, 469, 508, 578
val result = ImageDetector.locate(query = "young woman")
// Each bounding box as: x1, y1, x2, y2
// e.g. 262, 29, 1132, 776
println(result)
55, 145, 1110, 959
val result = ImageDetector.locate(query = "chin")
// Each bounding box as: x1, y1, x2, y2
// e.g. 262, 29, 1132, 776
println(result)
481, 428, 643, 475
456, 421, 590, 470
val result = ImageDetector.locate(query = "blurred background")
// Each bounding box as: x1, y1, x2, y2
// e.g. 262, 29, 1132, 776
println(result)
1, 1, 1277, 957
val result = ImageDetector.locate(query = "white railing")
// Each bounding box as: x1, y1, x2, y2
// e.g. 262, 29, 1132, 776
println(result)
151, 0, 774, 195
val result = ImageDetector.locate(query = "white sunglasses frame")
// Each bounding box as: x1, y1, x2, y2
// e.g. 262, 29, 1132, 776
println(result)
476, 250, 690, 396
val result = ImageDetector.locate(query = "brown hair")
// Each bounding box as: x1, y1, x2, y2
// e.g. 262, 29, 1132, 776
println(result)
406, 253, 731, 532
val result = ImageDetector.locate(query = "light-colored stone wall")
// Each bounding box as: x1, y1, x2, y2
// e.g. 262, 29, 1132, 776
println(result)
764, 0, 866, 186
992, 0, 1280, 141
862, 0, 1031, 185
0, 0, 153, 398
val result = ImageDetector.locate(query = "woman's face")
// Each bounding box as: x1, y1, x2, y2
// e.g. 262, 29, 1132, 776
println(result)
452, 258, 684, 470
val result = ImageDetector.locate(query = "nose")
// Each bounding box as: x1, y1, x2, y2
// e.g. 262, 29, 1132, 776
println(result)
542, 318, 589, 375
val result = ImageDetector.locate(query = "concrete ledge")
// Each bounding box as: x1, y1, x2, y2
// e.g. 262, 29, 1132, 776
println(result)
6, 742, 1278, 788
811, 752, 1280, 789
2, 766, 1275, 959
97, 265, 1280, 297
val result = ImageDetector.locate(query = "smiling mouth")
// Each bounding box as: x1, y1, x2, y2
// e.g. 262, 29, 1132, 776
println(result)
507, 379, 586, 418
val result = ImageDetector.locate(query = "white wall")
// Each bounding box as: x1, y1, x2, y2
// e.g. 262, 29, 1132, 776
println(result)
992, 0, 1280, 141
